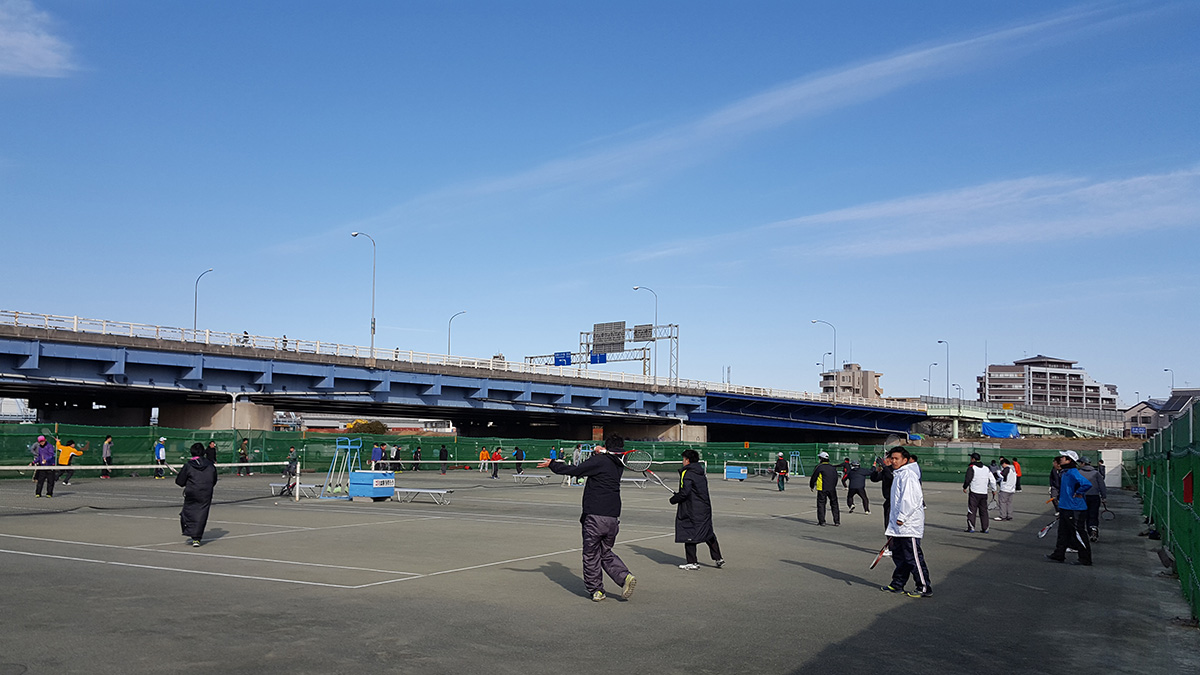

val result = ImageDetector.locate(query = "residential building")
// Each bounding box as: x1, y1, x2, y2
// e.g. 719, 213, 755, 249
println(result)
1124, 399, 1168, 438
819, 363, 882, 399
976, 355, 1118, 411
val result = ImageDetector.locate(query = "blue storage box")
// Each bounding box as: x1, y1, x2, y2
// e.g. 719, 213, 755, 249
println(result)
349, 471, 395, 499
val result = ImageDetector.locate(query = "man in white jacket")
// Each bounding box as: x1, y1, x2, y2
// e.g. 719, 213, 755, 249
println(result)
994, 458, 1018, 522
962, 452, 997, 533
881, 447, 931, 598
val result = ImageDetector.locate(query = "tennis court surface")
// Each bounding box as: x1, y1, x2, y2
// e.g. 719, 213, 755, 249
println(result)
1, 471, 1196, 674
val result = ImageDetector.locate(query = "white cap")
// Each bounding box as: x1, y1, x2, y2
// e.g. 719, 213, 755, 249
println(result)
1059, 450, 1079, 462
778, 452, 784, 457
818, 451, 830, 459
158, 437, 167, 442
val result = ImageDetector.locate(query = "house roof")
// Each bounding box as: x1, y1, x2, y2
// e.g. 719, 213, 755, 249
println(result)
1013, 355, 1077, 366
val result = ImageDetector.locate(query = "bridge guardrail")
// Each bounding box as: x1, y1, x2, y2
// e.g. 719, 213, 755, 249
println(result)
0, 309, 925, 413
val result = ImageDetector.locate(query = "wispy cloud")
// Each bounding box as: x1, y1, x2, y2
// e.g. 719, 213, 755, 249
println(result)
341, 4, 1143, 233
0, 0, 74, 77
631, 166, 1200, 262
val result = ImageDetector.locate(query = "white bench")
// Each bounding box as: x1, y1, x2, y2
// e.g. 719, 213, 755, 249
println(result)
621, 477, 648, 489
512, 474, 550, 485
269, 483, 321, 498
392, 487, 454, 505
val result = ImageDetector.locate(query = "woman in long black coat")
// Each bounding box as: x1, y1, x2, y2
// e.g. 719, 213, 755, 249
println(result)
176, 442, 218, 547
670, 449, 725, 570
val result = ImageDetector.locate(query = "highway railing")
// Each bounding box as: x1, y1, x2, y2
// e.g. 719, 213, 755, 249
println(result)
0, 309, 925, 413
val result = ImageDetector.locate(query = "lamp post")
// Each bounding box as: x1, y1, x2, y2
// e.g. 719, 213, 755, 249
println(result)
811, 319, 836, 372
927, 362, 938, 399
1165, 368, 1175, 392
633, 286, 658, 380
350, 231, 376, 358
447, 310, 466, 355
937, 339, 950, 399
952, 383, 963, 400
193, 268, 213, 335
821, 351, 832, 373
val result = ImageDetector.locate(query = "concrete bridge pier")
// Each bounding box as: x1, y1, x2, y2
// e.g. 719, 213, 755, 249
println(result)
157, 400, 274, 431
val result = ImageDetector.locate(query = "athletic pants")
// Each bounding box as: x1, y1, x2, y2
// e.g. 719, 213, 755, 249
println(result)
101, 456, 112, 478
816, 490, 840, 525
156, 459, 167, 478
881, 499, 891, 529
491, 461, 500, 479
966, 492, 989, 530
59, 465, 74, 483
846, 488, 869, 512
1015, 475, 1022, 491
1051, 508, 1091, 564
890, 536, 931, 592
1084, 495, 1101, 530
35, 468, 57, 496
684, 535, 722, 565
997, 491, 1014, 519
581, 515, 631, 594
777, 473, 786, 491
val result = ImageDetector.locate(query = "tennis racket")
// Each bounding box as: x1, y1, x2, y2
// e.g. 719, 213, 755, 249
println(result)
869, 537, 892, 569
1101, 501, 1115, 521
614, 449, 675, 493
1037, 519, 1057, 538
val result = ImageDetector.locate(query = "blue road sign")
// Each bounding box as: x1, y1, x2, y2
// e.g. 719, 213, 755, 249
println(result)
590, 353, 607, 364
554, 351, 572, 366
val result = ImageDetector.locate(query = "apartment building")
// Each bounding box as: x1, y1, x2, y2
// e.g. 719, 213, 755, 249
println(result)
976, 355, 1118, 411
819, 363, 883, 399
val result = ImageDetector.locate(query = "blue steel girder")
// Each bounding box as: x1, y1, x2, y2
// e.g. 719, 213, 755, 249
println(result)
699, 392, 925, 435
0, 335, 701, 421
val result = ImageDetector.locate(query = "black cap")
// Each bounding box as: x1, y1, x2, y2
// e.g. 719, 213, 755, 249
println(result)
969, 452, 981, 461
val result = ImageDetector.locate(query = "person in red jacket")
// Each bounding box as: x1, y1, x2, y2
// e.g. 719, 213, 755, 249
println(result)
1012, 457, 1023, 492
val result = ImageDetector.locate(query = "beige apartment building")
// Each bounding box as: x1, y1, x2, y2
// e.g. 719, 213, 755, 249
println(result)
819, 363, 882, 399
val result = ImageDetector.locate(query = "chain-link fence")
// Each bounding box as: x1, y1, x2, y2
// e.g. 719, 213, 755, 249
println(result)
1137, 401, 1199, 620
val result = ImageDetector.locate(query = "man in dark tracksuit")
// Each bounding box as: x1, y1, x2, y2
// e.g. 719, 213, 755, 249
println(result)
1078, 458, 1106, 542
809, 452, 840, 526
439, 444, 449, 475
842, 461, 872, 514
871, 453, 896, 530
671, 449, 725, 570
540, 436, 637, 602
176, 442, 218, 547
773, 453, 789, 491
1046, 450, 1093, 566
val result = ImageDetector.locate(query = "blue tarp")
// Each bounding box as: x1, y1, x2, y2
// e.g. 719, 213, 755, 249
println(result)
981, 422, 1020, 439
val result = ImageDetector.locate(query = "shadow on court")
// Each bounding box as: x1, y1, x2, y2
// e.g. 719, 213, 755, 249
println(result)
782, 559, 877, 588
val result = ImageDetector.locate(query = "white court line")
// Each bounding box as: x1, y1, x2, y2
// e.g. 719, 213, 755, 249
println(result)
350, 532, 676, 589
0, 548, 358, 588
0, 532, 422, 575
132, 515, 445, 548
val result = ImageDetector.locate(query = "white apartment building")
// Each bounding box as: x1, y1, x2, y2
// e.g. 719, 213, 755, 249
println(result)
976, 355, 1118, 411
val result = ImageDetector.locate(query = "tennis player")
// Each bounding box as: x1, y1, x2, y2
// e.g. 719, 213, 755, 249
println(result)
176, 442, 218, 547
538, 436, 636, 602
671, 449, 724, 570
881, 446, 931, 598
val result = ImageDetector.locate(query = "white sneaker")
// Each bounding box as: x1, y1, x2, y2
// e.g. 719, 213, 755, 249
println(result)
678, 563, 700, 571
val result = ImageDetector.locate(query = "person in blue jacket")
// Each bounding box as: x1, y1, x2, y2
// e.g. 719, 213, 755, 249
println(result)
1045, 450, 1093, 566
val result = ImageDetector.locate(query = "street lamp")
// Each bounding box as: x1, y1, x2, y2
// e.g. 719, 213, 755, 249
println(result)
1165, 368, 1175, 392
447, 310, 466, 355
952, 383, 963, 399
193, 268, 213, 334
811, 319, 836, 373
927, 362, 938, 398
633, 286, 658, 379
351, 231, 377, 358
821, 351, 832, 373
937, 339, 950, 399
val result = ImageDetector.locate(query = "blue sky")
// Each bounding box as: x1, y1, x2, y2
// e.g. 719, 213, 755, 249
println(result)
2, 1, 1197, 404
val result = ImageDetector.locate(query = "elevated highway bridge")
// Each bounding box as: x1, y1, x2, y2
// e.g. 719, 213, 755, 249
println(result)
0, 310, 925, 442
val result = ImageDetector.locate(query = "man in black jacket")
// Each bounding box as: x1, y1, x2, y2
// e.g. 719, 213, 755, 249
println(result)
438, 444, 449, 475
539, 435, 637, 602
842, 461, 872, 514
809, 451, 840, 526
176, 442, 218, 548
773, 453, 789, 492
671, 449, 725, 570
870, 453, 897, 529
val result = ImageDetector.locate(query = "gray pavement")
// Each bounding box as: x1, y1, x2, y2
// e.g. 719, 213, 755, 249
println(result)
0, 469, 1196, 674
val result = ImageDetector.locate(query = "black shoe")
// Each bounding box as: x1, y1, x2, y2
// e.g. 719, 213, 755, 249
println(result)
818, 522, 826, 526
832, 522, 840, 527
1044, 554, 1065, 563
880, 584, 905, 594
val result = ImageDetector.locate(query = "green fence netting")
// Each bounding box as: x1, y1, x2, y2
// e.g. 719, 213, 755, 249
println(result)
0, 423, 1078, 486
1137, 401, 1199, 620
